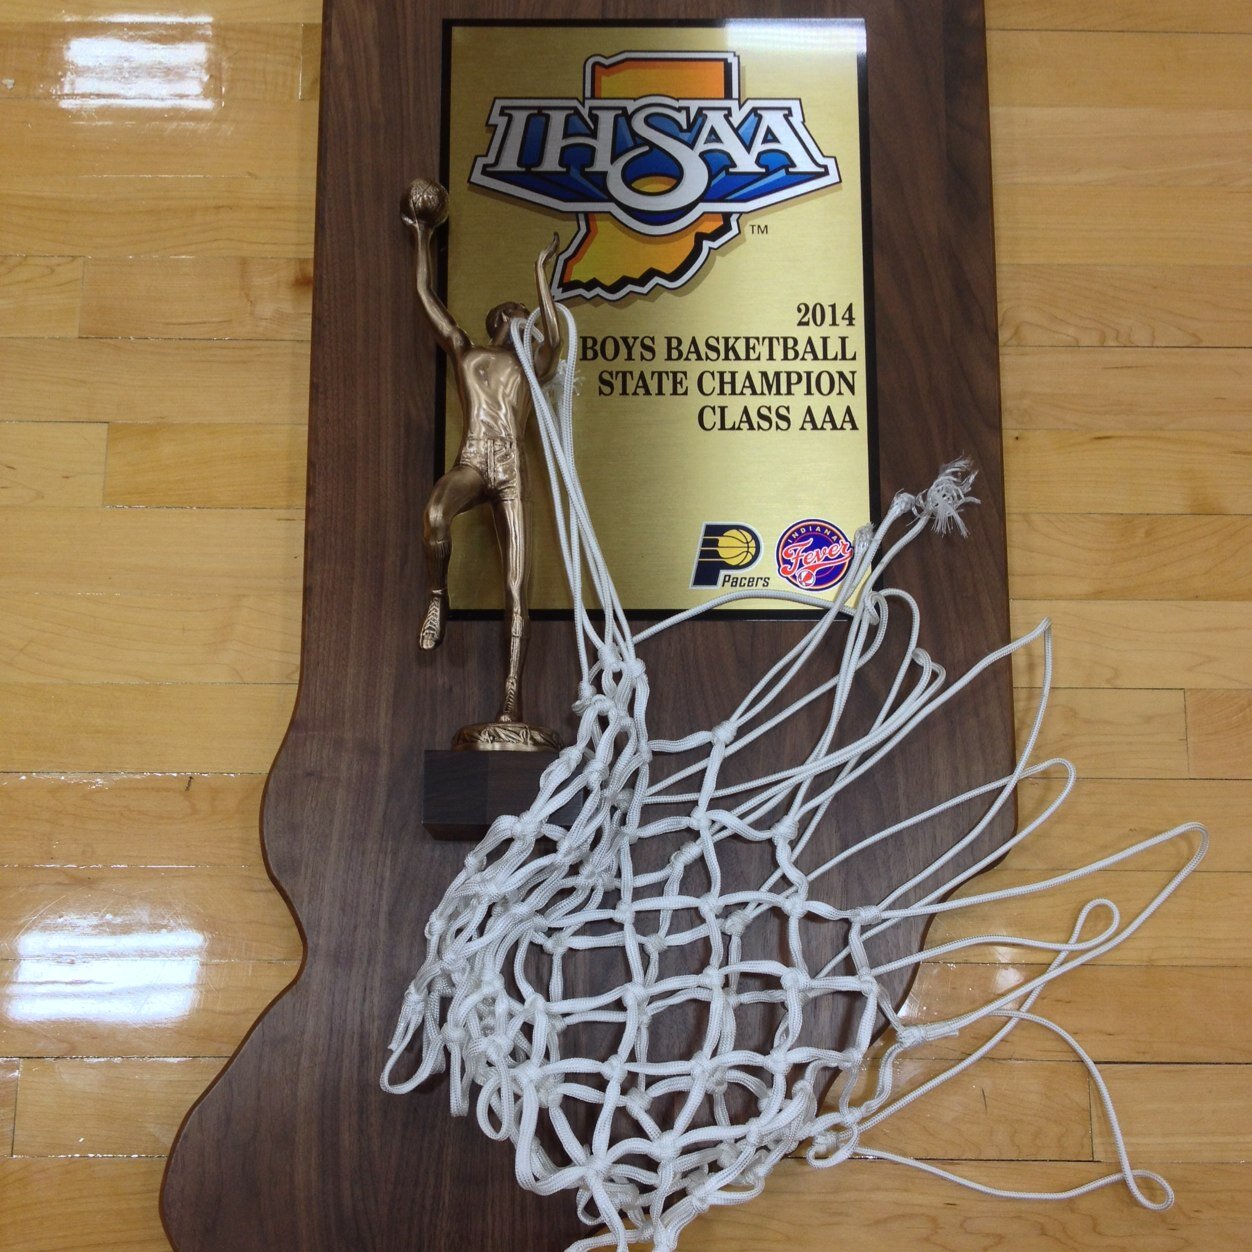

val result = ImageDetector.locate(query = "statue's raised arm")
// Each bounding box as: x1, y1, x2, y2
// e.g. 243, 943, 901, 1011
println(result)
402, 178, 470, 358
530, 234, 563, 384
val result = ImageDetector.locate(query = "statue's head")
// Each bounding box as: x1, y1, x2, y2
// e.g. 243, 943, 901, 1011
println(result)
486, 301, 529, 345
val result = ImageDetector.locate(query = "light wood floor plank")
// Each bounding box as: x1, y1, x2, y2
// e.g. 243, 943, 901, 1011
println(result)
0, 422, 105, 506
1186, 689, 1252, 778
986, 0, 1252, 33
0, 256, 81, 337
0, 1, 319, 18
81, 257, 312, 340
1005, 431, 1252, 514
0, 22, 302, 103
987, 31, 1252, 109
0, 592, 299, 684
0, 177, 314, 258
1094, 1064, 1252, 1163
1014, 687, 1188, 778
0, 682, 296, 772
1010, 600, 1252, 690
0, 100, 317, 179
0, 773, 265, 867
928, 866, 1233, 966
678, 1160, 1250, 1249
14, 1057, 223, 1157
0, 338, 311, 425
999, 347, 1252, 431
1013, 777, 1251, 872
0, 866, 300, 963
0, 958, 297, 1058
0, 509, 304, 595
300, 22, 320, 100
844, 1058, 1093, 1162
904, 963, 1252, 1063
1008, 514, 1252, 601
992, 106, 1252, 188
999, 264, 1252, 348
0, 1158, 170, 1252
105, 423, 307, 508
0, 1059, 15, 1156
996, 187, 1252, 266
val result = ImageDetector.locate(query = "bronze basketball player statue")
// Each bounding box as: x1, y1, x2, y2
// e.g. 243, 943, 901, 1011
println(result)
403, 177, 561, 751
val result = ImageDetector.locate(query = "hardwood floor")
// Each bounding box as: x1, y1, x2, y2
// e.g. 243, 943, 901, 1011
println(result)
1, 2, 1248, 1247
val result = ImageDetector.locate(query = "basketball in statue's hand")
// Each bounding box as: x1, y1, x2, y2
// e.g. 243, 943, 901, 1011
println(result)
403, 177, 449, 229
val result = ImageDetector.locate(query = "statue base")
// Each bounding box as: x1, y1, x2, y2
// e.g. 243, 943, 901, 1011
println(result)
452, 720, 561, 752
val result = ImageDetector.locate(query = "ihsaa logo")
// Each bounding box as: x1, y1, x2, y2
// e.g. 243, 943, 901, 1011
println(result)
469, 50, 841, 301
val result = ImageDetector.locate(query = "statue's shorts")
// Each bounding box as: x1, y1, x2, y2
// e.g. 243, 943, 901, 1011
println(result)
457, 435, 521, 502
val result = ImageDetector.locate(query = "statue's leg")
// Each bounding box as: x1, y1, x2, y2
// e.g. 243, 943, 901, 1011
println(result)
421, 463, 486, 650
491, 493, 528, 722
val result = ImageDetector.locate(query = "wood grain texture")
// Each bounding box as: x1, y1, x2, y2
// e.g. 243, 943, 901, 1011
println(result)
986, 0, 1252, 33
14, 1058, 224, 1157
0, 256, 81, 337
0, 339, 311, 425
0, 1060, 15, 1157
0, 592, 299, 684
999, 347, 1252, 431
999, 263, 1252, 347
995, 187, 1252, 266
848, 1058, 1093, 1161
0, 773, 267, 867
0, 958, 298, 1058
0, 101, 318, 179
0, 509, 304, 594
162, 2, 1014, 1249
0, 1158, 170, 1252
1014, 686, 1189, 777
1186, 689, 1252, 778
105, 424, 307, 508
0, 421, 106, 506
0, 177, 314, 258
0, 682, 295, 771
1010, 600, 1252, 689
0, 867, 301, 962
987, 31, 1252, 108
991, 105, 1252, 187
0, 1, 321, 20
905, 962, 1252, 1062
1013, 777, 1252, 871
929, 867, 1233, 966
81, 258, 313, 340
1004, 431, 1252, 514
675, 1160, 1252, 1250
0, 22, 303, 102
1092, 1064, 1252, 1163
1008, 514, 1252, 600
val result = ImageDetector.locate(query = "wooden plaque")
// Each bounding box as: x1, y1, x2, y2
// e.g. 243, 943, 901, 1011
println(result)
163, 2, 1011, 1249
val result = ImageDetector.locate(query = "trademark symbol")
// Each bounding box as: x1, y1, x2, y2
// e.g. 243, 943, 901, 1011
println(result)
751, 223, 770, 236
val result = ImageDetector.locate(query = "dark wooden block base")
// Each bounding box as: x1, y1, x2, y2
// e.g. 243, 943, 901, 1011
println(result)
424, 748, 576, 839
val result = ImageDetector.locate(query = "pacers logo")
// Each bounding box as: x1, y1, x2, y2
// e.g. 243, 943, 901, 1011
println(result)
470, 50, 841, 302
691, 523, 762, 588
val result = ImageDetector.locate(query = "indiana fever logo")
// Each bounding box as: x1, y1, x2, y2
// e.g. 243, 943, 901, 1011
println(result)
469, 50, 841, 302
776, 519, 853, 591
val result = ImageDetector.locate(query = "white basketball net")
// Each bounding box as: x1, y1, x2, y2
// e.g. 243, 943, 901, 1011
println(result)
382, 307, 1206, 1251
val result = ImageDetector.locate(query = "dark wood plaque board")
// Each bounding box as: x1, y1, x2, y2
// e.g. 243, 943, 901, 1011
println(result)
163, 2, 1011, 1249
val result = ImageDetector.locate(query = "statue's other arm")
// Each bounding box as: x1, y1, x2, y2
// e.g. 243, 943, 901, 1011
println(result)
531, 234, 563, 384
410, 221, 470, 357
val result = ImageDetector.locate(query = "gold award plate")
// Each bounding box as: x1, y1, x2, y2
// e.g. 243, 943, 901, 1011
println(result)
441, 19, 875, 615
